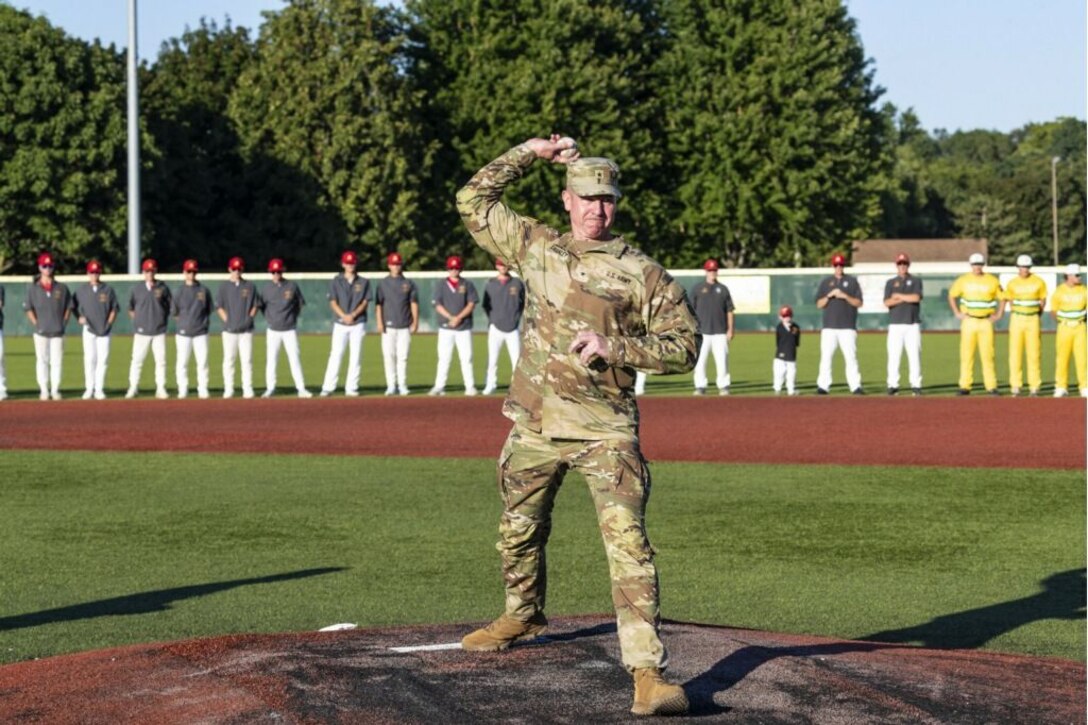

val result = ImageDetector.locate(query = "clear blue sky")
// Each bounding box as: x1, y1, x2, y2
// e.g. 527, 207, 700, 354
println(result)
8, 0, 1086, 134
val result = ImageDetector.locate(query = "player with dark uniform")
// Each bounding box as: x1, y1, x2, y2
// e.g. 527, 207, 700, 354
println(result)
481, 258, 525, 395
126, 258, 172, 399
261, 258, 312, 398
430, 255, 479, 396
773, 305, 801, 395
690, 258, 735, 395
72, 260, 119, 399
814, 252, 864, 394
375, 252, 419, 395
0, 282, 6, 401
883, 252, 923, 396
217, 256, 258, 399
23, 252, 71, 400
320, 250, 370, 397
173, 259, 213, 399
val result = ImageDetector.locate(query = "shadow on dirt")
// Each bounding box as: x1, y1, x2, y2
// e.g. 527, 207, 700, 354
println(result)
0, 567, 346, 632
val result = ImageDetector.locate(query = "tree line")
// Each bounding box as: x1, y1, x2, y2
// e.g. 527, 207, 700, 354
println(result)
1, 0, 1083, 274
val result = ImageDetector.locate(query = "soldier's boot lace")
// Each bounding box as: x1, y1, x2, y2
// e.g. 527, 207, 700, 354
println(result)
461, 612, 548, 651
630, 667, 689, 717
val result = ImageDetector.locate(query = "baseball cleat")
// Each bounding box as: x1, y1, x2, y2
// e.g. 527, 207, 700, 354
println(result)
242, 390, 255, 399
319, 390, 331, 397
428, 387, 445, 396
816, 388, 829, 395
197, 391, 209, 400
155, 389, 169, 400
384, 388, 396, 396
39, 391, 49, 401
398, 388, 410, 396
482, 387, 496, 395
1010, 388, 1021, 397
223, 390, 234, 399
261, 390, 275, 398
886, 387, 898, 396
851, 388, 866, 395
692, 388, 706, 396
50, 391, 62, 401
987, 389, 1000, 397
957, 388, 970, 396
345, 390, 360, 397
465, 389, 478, 396
94, 391, 107, 400
82, 390, 94, 400
911, 388, 922, 397
718, 387, 730, 396
125, 388, 137, 399
298, 389, 313, 398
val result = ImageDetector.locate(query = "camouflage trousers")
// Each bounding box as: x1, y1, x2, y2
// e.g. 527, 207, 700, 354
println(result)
496, 425, 666, 671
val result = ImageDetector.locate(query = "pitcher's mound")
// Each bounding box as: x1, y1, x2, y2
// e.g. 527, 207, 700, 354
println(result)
0, 616, 1082, 724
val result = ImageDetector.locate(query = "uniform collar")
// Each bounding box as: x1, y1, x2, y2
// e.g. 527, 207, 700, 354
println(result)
562, 233, 628, 259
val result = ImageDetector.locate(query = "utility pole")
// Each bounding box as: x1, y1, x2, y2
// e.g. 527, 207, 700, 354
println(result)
1051, 156, 1061, 266
126, 0, 140, 274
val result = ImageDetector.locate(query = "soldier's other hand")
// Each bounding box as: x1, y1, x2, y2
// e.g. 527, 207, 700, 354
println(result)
524, 134, 580, 164
569, 330, 610, 366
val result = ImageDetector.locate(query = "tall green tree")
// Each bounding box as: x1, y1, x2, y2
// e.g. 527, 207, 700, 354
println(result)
657, 0, 891, 267
229, 0, 433, 269
407, 0, 670, 266
0, 6, 127, 273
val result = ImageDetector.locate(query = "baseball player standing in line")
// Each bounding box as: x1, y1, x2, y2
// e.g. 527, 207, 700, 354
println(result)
375, 252, 419, 395
126, 258, 172, 399
690, 258, 735, 395
456, 135, 698, 716
883, 252, 923, 396
260, 258, 312, 398
217, 256, 258, 399
947, 253, 1003, 396
1001, 254, 1048, 396
172, 259, 213, 399
773, 305, 801, 395
481, 258, 524, 395
815, 253, 865, 394
319, 251, 369, 397
0, 282, 8, 401
23, 252, 71, 400
72, 260, 119, 400
1050, 263, 1086, 398
430, 255, 479, 396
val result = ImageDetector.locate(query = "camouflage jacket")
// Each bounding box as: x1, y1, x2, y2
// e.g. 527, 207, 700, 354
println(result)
456, 144, 699, 440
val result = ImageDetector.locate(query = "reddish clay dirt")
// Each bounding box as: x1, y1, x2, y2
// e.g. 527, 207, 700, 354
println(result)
0, 396, 1083, 469
0, 616, 1082, 724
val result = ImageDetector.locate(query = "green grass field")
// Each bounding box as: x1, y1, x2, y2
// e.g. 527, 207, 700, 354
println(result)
0, 451, 1082, 665
0, 330, 1075, 397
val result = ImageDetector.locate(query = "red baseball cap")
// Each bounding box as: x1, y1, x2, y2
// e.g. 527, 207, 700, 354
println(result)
37, 252, 55, 267
495, 258, 507, 268
141, 258, 158, 272
183, 259, 199, 272
703, 259, 720, 271
228, 256, 245, 271
86, 260, 103, 274
446, 255, 463, 271
895, 252, 910, 265
268, 258, 285, 273
779, 305, 793, 317
831, 253, 846, 267
387, 252, 403, 266
341, 250, 358, 265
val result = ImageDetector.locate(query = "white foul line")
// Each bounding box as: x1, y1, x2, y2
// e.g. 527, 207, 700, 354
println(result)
388, 642, 464, 653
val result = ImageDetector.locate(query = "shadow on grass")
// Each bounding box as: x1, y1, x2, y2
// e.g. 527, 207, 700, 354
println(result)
0, 567, 347, 632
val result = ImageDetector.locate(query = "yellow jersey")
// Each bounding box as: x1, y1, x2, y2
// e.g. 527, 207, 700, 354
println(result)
949, 273, 1002, 318
1051, 283, 1087, 325
1003, 274, 1048, 315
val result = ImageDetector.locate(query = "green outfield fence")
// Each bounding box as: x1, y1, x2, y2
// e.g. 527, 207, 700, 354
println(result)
0, 263, 1074, 337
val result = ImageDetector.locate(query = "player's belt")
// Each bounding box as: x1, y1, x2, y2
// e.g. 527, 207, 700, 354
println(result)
1010, 310, 1041, 316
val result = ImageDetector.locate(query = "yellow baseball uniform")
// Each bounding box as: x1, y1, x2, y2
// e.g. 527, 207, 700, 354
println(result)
1003, 274, 1048, 393
948, 272, 1002, 391
1050, 282, 1087, 395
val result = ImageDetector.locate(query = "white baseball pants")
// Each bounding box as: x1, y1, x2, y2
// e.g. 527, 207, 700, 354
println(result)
267, 329, 307, 393
322, 322, 364, 394
817, 328, 862, 391
381, 327, 411, 393
82, 327, 111, 396
485, 324, 520, 391
693, 333, 730, 390
130, 333, 167, 393
434, 328, 476, 393
0, 330, 8, 397
33, 333, 64, 396
886, 323, 922, 389
176, 334, 209, 398
773, 358, 797, 394
222, 331, 254, 397
634, 371, 647, 395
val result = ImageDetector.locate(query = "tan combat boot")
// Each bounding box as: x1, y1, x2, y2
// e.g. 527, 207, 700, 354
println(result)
461, 613, 548, 651
630, 667, 689, 716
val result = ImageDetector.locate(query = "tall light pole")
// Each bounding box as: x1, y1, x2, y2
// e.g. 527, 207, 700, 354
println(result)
126, 0, 140, 274
1051, 156, 1061, 266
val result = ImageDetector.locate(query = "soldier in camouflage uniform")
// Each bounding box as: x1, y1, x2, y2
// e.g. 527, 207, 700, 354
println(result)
457, 135, 698, 717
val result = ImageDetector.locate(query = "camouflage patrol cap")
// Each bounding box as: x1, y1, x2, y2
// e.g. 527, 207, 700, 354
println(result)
566, 157, 621, 198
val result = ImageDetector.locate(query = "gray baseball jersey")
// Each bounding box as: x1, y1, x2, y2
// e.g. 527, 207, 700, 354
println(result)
172, 282, 213, 337
884, 274, 923, 325
815, 274, 862, 330
433, 277, 478, 331
689, 281, 735, 335
261, 279, 305, 332
483, 277, 525, 333
376, 276, 418, 329
23, 280, 71, 337
327, 274, 370, 323
129, 281, 172, 335
217, 279, 258, 333
72, 282, 119, 336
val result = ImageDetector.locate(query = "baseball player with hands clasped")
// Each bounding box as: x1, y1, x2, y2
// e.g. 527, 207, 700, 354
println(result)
320, 251, 369, 397
1001, 254, 1047, 396
172, 259, 213, 399
690, 258, 735, 395
376, 252, 419, 395
773, 305, 801, 395
260, 258, 312, 398
456, 134, 698, 717
0, 280, 6, 401
126, 258, 172, 399
481, 258, 525, 395
217, 256, 259, 399
883, 252, 923, 396
23, 252, 71, 400
430, 255, 479, 396
815, 252, 864, 395
1050, 263, 1086, 398
72, 260, 119, 400
947, 253, 1003, 395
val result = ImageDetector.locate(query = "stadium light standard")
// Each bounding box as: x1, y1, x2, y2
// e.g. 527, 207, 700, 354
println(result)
126, 0, 141, 274
1050, 156, 1061, 266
